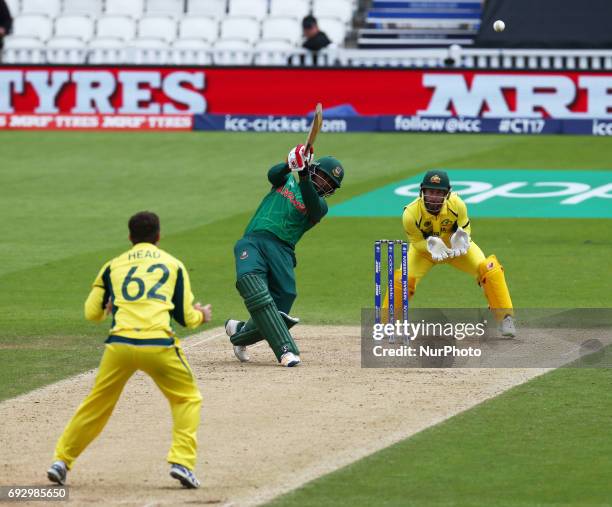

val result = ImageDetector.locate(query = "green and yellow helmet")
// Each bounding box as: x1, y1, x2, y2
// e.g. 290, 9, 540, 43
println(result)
309, 156, 344, 197
420, 170, 451, 214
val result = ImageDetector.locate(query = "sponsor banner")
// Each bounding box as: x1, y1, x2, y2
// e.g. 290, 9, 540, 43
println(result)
0, 114, 193, 130
3, 67, 612, 119
379, 116, 564, 134
194, 114, 377, 133
329, 170, 612, 218
193, 114, 612, 136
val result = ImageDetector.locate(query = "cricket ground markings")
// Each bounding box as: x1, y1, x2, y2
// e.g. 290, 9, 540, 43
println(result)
329, 170, 612, 218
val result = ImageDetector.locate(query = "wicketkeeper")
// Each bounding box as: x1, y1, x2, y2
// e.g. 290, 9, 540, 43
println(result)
384, 171, 516, 336
47, 212, 211, 489
225, 145, 344, 366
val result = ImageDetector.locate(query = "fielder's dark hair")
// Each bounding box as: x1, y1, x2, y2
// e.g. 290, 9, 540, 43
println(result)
128, 211, 160, 244
302, 15, 317, 29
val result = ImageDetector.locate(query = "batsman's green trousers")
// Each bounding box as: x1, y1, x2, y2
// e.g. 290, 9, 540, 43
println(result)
230, 232, 299, 357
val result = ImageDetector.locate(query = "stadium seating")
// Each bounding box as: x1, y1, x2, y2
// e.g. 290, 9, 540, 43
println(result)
62, 0, 104, 16
55, 15, 95, 41
105, 0, 144, 18
220, 16, 260, 44
187, 0, 227, 18
171, 38, 212, 65
12, 14, 54, 40
269, 0, 310, 19
129, 38, 170, 64
46, 36, 88, 63
359, 0, 483, 48
96, 15, 136, 41
178, 16, 218, 43
312, 0, 353, 24
146, 0, 184, 17
3, 0, 363, 65
254, 39, 296, 65
88, 37, 127, 64
21, 0, 61, 17
213, 38, 252, 64
261, 17, 301, 45
228, 0, 268, 21
138, 16, 177, 43
318, 17, 347, 45
2, 36, 45, 63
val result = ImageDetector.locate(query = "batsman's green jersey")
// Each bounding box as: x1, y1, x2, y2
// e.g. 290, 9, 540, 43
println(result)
245, 163, 328, 247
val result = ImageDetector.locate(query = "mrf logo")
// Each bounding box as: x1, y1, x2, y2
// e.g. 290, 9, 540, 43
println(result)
418, 74, 612, 119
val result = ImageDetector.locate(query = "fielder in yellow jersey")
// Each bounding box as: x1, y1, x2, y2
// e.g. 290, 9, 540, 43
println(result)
383, 170, 516, 336
47, 212, 212, 490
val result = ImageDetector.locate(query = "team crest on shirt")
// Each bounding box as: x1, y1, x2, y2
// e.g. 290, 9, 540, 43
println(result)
240, 250, 249, 260
441, 219, 451, 226
423, 221, 431, 228
332, 166, 343, 178
430, 174, 441, 184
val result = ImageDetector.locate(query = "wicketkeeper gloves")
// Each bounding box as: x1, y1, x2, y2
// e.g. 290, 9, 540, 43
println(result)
450, 227, 470, 257
427, 227, 471, 262
426, 236, 452, 261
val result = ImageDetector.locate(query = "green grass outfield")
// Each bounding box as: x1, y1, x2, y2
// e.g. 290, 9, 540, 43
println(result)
1, 132, 611, 505
269, 364, 612, 507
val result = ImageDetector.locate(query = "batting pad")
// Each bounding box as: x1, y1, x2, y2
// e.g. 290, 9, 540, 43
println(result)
236, 274, 300, 360
478, 255, 514, 320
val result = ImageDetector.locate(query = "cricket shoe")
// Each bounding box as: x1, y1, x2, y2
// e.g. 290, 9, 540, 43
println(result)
280, 352, 301, 367
225, 318, 242, 337
500, 315, 516, 337
233, 345, 250, 363
170, 464, 200, 489
47, 461, 67, 485
225, 319, 250, 362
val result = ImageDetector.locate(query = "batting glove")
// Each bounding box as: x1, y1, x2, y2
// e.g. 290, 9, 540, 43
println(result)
426, 236, 453, 262
287, 144, 313, 172
450, 227, 470, 257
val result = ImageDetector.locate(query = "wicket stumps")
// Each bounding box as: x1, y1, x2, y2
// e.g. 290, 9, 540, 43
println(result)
374, 240, 409, 330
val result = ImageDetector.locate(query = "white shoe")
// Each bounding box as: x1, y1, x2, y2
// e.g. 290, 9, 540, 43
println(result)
47, 460, 67, 485
280, 352, 301, 367
225, 319, 241, 337
233, 345, 250, 363
225, 319, 250, 362
500, 315, 516, 337
170, 463, 200, 489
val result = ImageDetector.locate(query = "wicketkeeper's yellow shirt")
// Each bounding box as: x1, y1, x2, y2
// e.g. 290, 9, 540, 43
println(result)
402, 192, 472, 254
84, 243, 203, 342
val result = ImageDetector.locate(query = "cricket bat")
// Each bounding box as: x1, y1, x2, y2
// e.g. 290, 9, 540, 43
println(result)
305, 103, 323, 154
294, 103, 323, 181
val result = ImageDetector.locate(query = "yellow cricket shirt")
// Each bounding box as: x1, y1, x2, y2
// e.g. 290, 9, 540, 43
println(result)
84, 243, 204, 344
402, 193, 472, 255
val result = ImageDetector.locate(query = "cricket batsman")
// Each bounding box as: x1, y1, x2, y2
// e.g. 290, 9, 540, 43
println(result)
225, 145, 344, 366
47, 212, 212, 489
384, 170, 516, 336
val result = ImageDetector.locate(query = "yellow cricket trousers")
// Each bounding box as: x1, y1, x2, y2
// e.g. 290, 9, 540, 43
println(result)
54, 343, 202, 470
384, 242, 486, 306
